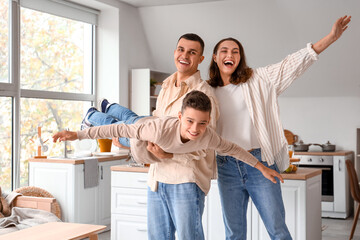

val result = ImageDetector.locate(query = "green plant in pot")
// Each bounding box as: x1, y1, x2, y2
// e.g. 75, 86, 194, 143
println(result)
150, 78, 157, 96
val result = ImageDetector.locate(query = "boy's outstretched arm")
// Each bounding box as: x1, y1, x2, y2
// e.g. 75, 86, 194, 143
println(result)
255, 162, 284, 184
53, 130, 78, 142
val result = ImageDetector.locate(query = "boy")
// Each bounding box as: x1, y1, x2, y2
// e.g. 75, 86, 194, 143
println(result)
53, 90, 283, 183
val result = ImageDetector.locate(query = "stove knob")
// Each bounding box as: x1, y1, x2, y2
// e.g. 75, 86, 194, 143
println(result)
308, 158, 312, 162
320, 158, 324, 163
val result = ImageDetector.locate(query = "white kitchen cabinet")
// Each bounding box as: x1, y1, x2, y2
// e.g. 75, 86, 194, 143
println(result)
111, 167, 321, 240
29, 157, 126, 227
131, 69, 169, 116
111, 169, 148, 240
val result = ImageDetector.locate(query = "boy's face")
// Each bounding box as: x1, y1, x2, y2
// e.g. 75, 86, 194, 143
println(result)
174, 38, 204, 77
178, 107, 210, 142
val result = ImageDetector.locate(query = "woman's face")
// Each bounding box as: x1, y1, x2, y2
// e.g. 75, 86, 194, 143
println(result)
213, 40, 241, 77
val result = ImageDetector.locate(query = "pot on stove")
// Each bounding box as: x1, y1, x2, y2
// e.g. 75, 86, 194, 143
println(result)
312, 141, 336, 152
293, 140, 312, 152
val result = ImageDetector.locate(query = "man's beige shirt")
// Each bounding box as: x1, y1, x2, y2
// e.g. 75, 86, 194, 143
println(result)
150, 71, 219, 194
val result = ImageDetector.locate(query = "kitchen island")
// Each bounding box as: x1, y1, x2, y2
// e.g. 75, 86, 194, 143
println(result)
111, 165, 321, 240
29, 154, 128, 227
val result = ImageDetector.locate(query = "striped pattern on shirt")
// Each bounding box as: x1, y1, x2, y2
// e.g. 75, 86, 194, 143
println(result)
240, 43, 318, 171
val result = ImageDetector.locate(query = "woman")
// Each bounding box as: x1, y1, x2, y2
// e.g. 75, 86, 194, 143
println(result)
208, 16, 351, 240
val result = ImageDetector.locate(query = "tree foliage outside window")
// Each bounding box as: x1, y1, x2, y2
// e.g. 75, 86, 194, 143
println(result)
0, 97, 12, 192
0, 0, 9, 83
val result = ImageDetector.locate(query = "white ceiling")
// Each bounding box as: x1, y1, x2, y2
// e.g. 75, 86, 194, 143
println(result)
115, 0, 225, 7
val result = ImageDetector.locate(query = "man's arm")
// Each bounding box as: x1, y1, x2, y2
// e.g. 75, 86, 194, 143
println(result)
312, 15, 351, 54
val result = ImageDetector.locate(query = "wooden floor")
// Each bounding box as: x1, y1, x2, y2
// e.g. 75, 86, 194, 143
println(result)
98, 217, 360, 240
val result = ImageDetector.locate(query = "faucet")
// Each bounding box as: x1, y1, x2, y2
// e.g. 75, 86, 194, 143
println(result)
63, 128, 70, 158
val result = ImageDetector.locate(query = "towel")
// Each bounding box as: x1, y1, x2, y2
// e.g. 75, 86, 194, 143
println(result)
84, 158, 99, 188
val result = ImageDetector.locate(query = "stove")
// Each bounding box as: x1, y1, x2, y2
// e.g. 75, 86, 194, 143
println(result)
293, 151, 354, 219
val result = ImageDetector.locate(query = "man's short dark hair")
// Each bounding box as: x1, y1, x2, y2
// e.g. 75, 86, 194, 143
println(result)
178, 33, 205, 55
181, 90, 211, 114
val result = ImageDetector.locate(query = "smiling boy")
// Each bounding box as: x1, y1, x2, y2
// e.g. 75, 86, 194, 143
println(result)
53, 91, 282, 184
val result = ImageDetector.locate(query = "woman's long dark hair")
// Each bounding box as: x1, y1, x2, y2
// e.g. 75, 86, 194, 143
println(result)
208, 38, 253, 87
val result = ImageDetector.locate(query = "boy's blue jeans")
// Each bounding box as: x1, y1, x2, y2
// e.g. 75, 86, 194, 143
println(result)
216, 148, 292, 240
147, 182, 205, 240
87, 103, 145, 147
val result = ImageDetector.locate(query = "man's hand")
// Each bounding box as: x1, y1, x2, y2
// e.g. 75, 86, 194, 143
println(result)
52, 130, 78, 142
112, 138, 130, 149
147, 142, 173, 159
255, 162, 284, 184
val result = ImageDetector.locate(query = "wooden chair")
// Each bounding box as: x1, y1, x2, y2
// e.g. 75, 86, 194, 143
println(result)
345, 160, 360, 240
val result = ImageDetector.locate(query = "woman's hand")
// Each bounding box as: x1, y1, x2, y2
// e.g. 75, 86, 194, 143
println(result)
330, 15, 351, 42
112, 138, 130, 149
313, 15, 351, 54
255, 162, 284, 184
147, 142, 173, 159
52, 130, 78, 142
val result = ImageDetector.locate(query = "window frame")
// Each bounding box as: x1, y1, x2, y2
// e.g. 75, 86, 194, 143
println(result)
0, 0, 97, 190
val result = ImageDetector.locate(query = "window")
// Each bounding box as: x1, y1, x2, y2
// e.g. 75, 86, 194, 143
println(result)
0, 0, 98, 191
0, 97, 12, 192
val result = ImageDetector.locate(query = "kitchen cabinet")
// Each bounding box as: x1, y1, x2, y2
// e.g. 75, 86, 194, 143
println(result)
131, 68, 170, 116
28, 155, 127, 227
111, 166, 321, 240
111, 167, 148, 240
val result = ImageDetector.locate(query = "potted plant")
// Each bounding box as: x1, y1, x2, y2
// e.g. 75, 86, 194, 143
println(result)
150, 78, 157, 96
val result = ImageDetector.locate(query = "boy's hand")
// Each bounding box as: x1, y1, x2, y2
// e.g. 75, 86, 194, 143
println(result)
147, 142, 173, 159
255, 162, 284, 184
52, 130, 78, 142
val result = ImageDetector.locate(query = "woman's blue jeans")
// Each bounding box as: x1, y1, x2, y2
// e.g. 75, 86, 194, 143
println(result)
87, 103, 145, 147
217, 148, 292, 240
147, 182, 205, 240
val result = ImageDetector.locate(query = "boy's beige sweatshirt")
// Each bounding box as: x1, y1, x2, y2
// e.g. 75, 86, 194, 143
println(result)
77, 116, 259, 194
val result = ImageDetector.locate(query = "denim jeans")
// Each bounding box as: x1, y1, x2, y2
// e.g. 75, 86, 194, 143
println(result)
147, 182, 205, 240
217, 149, 292, 240
87, 103, 145, 147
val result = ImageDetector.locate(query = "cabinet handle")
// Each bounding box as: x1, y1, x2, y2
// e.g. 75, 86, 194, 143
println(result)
101, 166, 103, 180
338, 159, 341, 172
137, 179, 147, 183
137, 201, 147, 205
136, 228, 147, 232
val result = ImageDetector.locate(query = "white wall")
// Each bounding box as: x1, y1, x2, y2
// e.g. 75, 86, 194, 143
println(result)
279, 97, 360, 151
136, 0, 360, 153
73, 0, 154, 107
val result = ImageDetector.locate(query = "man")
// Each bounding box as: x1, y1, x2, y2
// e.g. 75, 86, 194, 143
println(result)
144, 33, 219, 240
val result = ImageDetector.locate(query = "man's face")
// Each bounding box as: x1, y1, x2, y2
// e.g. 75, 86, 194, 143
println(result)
174, 38, 204, 77
178, 107, 210, 142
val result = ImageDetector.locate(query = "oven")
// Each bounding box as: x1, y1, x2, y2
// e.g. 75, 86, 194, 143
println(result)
294, 152, 352, 219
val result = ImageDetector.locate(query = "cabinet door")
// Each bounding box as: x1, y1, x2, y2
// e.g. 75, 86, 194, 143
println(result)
131, 69, 151, 116
333, 156, 348, 213
29, 162, 76, 222
111, 214, 148, 240
74, 164, 97, 225
98, 160, 123, 226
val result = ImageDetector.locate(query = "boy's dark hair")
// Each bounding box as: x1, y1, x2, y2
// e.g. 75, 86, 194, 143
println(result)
181, 90, 212, 115
178, 33, 205, 55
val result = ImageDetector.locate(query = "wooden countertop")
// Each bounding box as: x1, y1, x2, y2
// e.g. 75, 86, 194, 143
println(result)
28, 154, 128, 165
281, 168, 322, 180
294, 151, 353, 156
111, 165, 149, 173
111, 165, 321, 180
